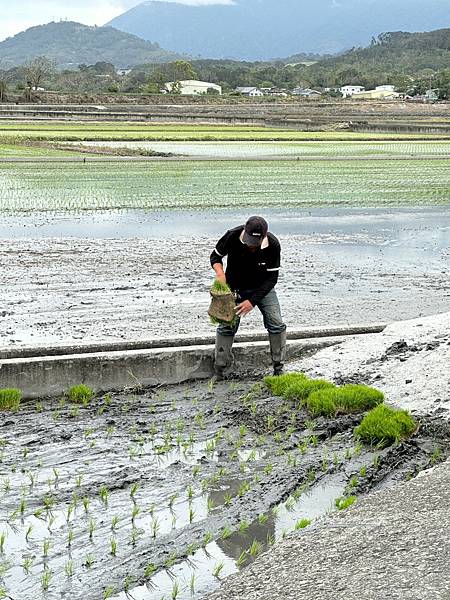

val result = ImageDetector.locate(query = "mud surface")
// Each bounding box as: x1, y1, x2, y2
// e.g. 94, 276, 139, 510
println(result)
0, 207, 449, 351
0, 377, 449, 600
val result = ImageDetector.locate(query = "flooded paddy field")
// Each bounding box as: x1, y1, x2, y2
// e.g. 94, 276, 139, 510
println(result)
0, 206, 449, 350
0, 377, 448, 600
74, 140, 450, 159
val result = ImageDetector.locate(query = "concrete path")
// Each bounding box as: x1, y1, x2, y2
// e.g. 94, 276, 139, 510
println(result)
209, 459, 450, 600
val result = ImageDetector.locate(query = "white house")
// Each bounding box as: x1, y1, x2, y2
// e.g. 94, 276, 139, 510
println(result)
341, 85, 365, 97
375, 85, 396, 92
235, 86, 264, 97
164, 80, 222, 95
292, 87, 322, 98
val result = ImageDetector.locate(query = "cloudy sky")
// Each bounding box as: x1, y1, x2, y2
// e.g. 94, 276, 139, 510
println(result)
0, 0, 234, 42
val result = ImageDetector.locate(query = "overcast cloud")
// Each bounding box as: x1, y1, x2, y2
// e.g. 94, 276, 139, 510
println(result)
0, 0, 234, 42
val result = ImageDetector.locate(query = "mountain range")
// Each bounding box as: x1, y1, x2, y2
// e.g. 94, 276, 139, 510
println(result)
108, 0, 450, 61
0, 21, 179, 69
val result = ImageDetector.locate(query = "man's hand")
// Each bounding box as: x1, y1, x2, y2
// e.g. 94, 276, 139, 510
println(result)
235, 300, 254, 317
215, 274, 227, 286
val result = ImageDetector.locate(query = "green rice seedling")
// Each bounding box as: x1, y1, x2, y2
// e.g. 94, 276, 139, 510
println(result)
43, 539, 50, 559
67, 528, 74, 547
429, 447, 443, 466
84, 554, 94, 569
0, 388, 21, 411
151, 517, 160, 539
360, 465, 367, 477
186, 542, 198, 556
223, 492, 233, 506
307, 384, 384, 417
304, 419, 316, 431
65, 560, 74, 578
309, 435, 319, 448
165, 551, 178, 569
194, 412, 205, 429
124, 575, 134, 592
47, 515, 56, 532
248, 540, 262, 558
354, 404, 417, 447
19, 498, 26, 516
129, 483, 139, 500
171, 579, 180, 600
306, 391, 337, 417
287, 453, 298, 468
169, 493, 178, 510
27, 472, 36, 487
274, 432, 283, 443
83, 497, 90, 513
66, 503, 74, 523
293, 485, 305, 501
372, 455, 380, 469
2, 479, 10, 493
285, 496, 296, 512
353, 441, 363, 457
345, 448, 352, 460
103, 586, 116, 600
186, 485, 194, 501
99, 485, 109, 507
36, 401, 43, 412
23, 557, 33, 574
110, 537, 117, 556
264, 373, 306, 396
111, 515, 119, 531
253, 473, 261, 484
131, 527, 139, 546
238, 482, 251, 497
238, 520, 249, 533
68, 384, 94, 406
207, 378, 215, 393
203, 532, 213, 546
41, 568, 52, 592
88, 518, 96, 541
239, 463, 247, 474
258, 513, 269, 524
335, 496, 357, 511
236, 551, 248, 568
144, 563, 156, 578
131, 506, 140, 523
190, 572, 196, 595
220, 526, 233, 540
71, 405, 80, 417
25, 524, 33, 542
23, 447, 29, 459
266, 415, 276, 432
333, 452, 340, 467
307, 468, 316, 483
297, 441, 308, 455
295, 518, 311, 530
0, 533, 5, 553
213, 561, 224, 579
189, 506, 196, 524
264, 463, 274, 475
192, 465, 200, 478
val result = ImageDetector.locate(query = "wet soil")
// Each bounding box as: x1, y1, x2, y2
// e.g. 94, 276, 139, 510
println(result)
0, 377, 448, 600
0, 207, 449, 351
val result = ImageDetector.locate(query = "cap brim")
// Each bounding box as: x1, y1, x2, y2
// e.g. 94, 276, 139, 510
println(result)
243, 231, 263, 247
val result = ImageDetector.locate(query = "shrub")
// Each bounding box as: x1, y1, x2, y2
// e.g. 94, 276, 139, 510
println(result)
264, 372, 307, 396
68, 384, 94, 405
0, 388, 21, 411
307, 384, 384, 417
354, 404, 417, 447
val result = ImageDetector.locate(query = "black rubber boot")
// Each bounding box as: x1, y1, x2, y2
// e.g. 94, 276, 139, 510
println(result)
213, 333, 235, 381
269, 330, 287, 376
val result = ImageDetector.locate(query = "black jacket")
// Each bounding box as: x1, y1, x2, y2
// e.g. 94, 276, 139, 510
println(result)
210, 225, 281, 306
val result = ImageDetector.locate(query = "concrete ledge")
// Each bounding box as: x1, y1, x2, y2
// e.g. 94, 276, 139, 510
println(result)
0, 324, 386, 360
0, 336, 350, 399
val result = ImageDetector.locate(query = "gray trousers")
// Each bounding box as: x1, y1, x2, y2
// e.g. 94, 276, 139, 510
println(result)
217, 288, 286, 336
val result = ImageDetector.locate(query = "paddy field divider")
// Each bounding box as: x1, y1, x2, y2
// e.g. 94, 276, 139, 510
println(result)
0, 324, 385, 399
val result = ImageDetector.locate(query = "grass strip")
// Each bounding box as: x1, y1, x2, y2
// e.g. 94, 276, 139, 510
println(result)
0, 388, 21, 411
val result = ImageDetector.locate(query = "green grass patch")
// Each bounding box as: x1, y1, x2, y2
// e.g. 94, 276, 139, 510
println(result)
68, 384, 94, 405
264, 372, 307, 396
0, 388, 21, 411
354, 404, 417, 447
211, 279, 232, 294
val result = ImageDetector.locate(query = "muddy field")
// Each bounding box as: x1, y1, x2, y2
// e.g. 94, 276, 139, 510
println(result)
0, 374, 448, 600
1, 207, 449, 351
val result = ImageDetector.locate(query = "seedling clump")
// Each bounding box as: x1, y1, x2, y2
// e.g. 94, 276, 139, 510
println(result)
0, 388, 21, 411
307, 384, 384, 417
354, 404, 417, 447
68, 384, 94, 405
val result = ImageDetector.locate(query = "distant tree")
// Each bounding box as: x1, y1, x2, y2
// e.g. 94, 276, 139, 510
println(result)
0, 78, 8, 102
22, 56, 54, 97
171, 60, 197, 81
